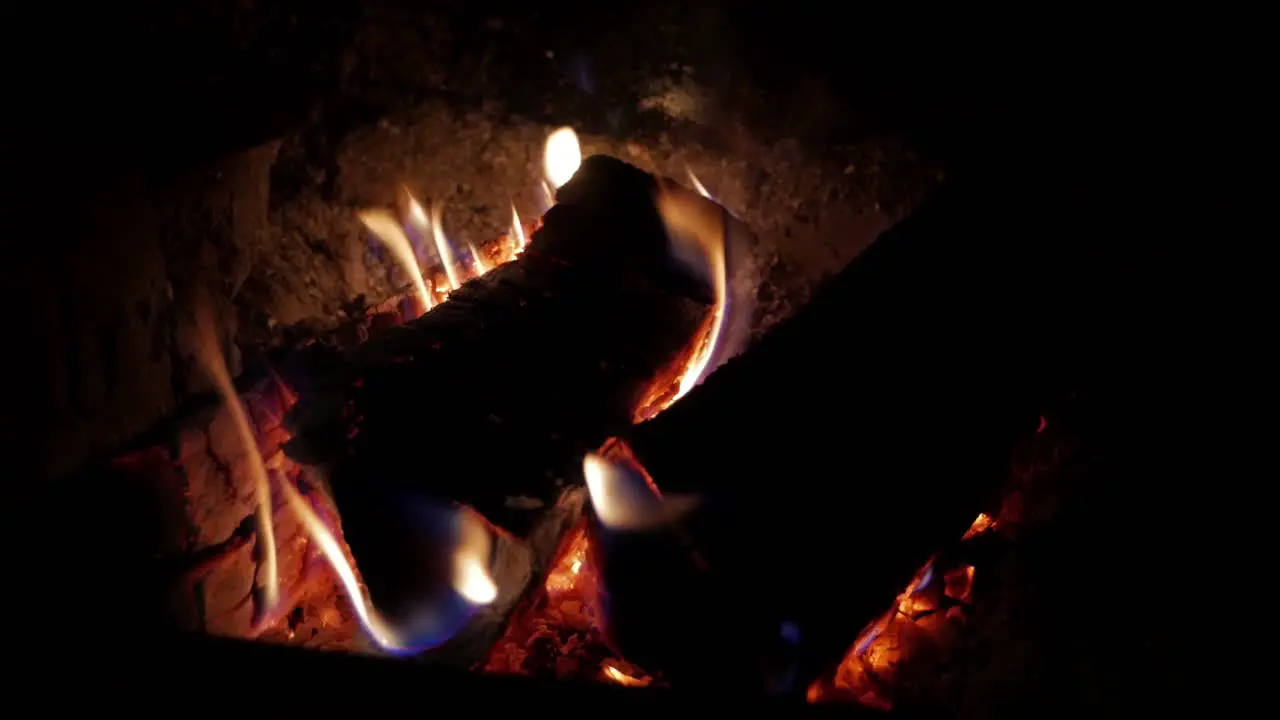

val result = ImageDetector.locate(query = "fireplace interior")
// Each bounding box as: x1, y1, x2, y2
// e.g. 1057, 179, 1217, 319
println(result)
4, 2, 1197, 715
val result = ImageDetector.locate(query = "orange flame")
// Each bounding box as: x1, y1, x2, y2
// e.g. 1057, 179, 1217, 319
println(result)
190, 300, 279, 612
603, 661, 654, 687
358, 208, 434, 316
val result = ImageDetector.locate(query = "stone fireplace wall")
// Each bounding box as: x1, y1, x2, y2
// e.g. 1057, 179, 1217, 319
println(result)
7, 3, 946, 484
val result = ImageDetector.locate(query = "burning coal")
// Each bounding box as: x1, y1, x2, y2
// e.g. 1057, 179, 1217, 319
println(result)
173, 125, 758, 685
806, 511, 1001, 709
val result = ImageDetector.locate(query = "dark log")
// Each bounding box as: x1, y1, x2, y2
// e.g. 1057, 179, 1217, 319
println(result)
284, 155, 713, 630
592, 175, 1086, 692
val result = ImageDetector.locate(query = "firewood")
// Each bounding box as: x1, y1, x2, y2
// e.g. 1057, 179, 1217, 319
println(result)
283, 155, 714, 633
594, 178, 1070, 690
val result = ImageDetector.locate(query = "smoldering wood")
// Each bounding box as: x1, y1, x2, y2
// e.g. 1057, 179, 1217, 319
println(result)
416, 488, 588, 667
284, 155, 712, 629
601, 177, 1082, 690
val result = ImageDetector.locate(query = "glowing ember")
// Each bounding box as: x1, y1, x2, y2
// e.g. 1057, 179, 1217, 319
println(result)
667, 172, 727, 401
483, 516, 656, 687
807, 512, 998, 709
190, 299, 280, 613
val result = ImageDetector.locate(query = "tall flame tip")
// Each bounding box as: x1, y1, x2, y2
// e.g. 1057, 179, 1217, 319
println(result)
544, 127, 582, 189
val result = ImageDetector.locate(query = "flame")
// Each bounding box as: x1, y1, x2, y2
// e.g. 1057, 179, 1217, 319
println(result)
468, 241, 491, 278
406, 192, 429, 229
544, 127, 582, 189
511, 204, 527, 252
583, 453, 696, 531
632, 174, 731, 420
666, 171, 727, 400
429, 203, 463, 292
603, 661, 653, 687
452, 506, 499, 605
685, 166, 712, 199
190, 300, 279, 612
279, 476, 499, 654
358, 209, 434, 316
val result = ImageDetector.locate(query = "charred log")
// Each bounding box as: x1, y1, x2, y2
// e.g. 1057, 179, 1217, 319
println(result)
284, 156, 712, 629
594, 176, 1084, 691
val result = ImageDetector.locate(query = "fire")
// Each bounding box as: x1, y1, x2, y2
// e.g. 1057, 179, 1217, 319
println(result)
685, 166, 712, 199
231, 128, 727, 679
188, 295, 503, 653
603, 661, 653, 687
427, 202, 463, 292
468, 241, 491, 277
280, 474, 498, 654
358, 209, 434, 316
511, 204, 527, 252
482, 512, 656, 688
359, 133, 573, 319
583, 452, 696, 531
665, 173, 728, 401
482, 153, 736, 687
544, 127, 582, 190
631, 172, 731, 420
190, 298, 280, 613
807, 512, 999, 709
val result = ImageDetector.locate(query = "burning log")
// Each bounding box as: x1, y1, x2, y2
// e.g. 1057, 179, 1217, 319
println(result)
284, 155, 719, 642
589, 178, 1067, 691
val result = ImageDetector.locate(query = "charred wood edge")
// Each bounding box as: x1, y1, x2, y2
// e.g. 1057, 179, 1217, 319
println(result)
283, 156, 716, 473
11, 275, 427, 637
422, 487, 588, 667
610, 178, 1059, 687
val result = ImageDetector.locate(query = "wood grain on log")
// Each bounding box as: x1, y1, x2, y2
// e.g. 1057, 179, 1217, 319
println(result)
284, 155, 714, 631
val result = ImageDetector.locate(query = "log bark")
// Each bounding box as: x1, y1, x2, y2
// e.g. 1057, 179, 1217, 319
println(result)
596, 176, 1082, 691
284, 155, 712, 627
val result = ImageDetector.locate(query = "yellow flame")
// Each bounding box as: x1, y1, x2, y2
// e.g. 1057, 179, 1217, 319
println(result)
686, 166, 712, 199
657, 172, 729, 402
544, 127, 582, 189
583, 453, 696, 531
190, 302, 279, 611
468, 241, 491, 277
358, 209, 434, 316
511, 204, 527, 252
429, 203, 463, 292
406, 190, 429, 228
279, 477, 499, 652
453, 507, 499, 605
603, 662, 653, 687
